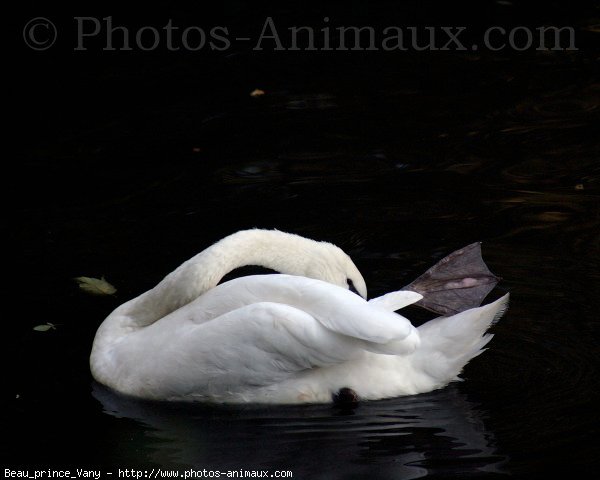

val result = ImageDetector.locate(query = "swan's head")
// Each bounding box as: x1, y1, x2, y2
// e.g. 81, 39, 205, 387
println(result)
305, 242, 368, 299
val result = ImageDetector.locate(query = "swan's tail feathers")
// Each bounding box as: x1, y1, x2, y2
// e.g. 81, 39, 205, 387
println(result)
403, 242, 501, 316
413, 294, 509, 386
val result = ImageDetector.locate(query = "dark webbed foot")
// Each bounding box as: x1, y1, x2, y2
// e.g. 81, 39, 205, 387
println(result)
403, 242, 501, 316
333, 387, 360, 406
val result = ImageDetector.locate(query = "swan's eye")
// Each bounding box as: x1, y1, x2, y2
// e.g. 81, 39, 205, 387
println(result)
347, 278, 360, 295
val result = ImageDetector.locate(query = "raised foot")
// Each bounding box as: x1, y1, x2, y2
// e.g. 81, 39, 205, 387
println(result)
403, 242, 501, 316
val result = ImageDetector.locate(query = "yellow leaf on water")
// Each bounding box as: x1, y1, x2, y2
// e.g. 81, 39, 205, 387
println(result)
33, 324, 53, 331
74, 276, 117, 295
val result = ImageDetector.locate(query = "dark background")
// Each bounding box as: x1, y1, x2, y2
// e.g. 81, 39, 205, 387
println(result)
7, 1, 599, 478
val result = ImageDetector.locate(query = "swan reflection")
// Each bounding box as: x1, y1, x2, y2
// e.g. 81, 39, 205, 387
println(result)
93, 383, 507, 479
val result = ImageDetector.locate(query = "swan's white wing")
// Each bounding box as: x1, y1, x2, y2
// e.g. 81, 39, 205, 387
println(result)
368, 291, 423, 311
151, 302, 372, 400
135, 275, 422, 399
172, 275, 418, 347
107, 275, 424, 402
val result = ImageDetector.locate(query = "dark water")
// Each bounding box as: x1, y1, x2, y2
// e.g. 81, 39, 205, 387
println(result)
8, 1, 599, 478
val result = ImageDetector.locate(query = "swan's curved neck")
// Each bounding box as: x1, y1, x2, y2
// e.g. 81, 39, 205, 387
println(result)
113, 230, 318, 329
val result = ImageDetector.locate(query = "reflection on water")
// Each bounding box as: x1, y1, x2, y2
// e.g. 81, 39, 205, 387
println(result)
92, 383, 506, 479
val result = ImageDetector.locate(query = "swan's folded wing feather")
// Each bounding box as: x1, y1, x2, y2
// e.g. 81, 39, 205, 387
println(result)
368, 291, 423, 312
173, 302, 368, 394
288, 277, 418, 346
180, 274, 418, 347
139, 278, 422, 400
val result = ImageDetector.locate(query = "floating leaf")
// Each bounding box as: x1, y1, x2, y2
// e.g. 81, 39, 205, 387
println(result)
33, 324, 53, 331
75, 276, 117, 295
250, 88, 265, 97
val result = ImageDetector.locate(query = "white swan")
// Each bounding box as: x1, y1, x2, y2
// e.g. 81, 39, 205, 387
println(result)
90, 229, 508, 404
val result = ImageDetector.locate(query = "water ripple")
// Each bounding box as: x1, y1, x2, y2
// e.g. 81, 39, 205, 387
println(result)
93, 384, 508, 478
